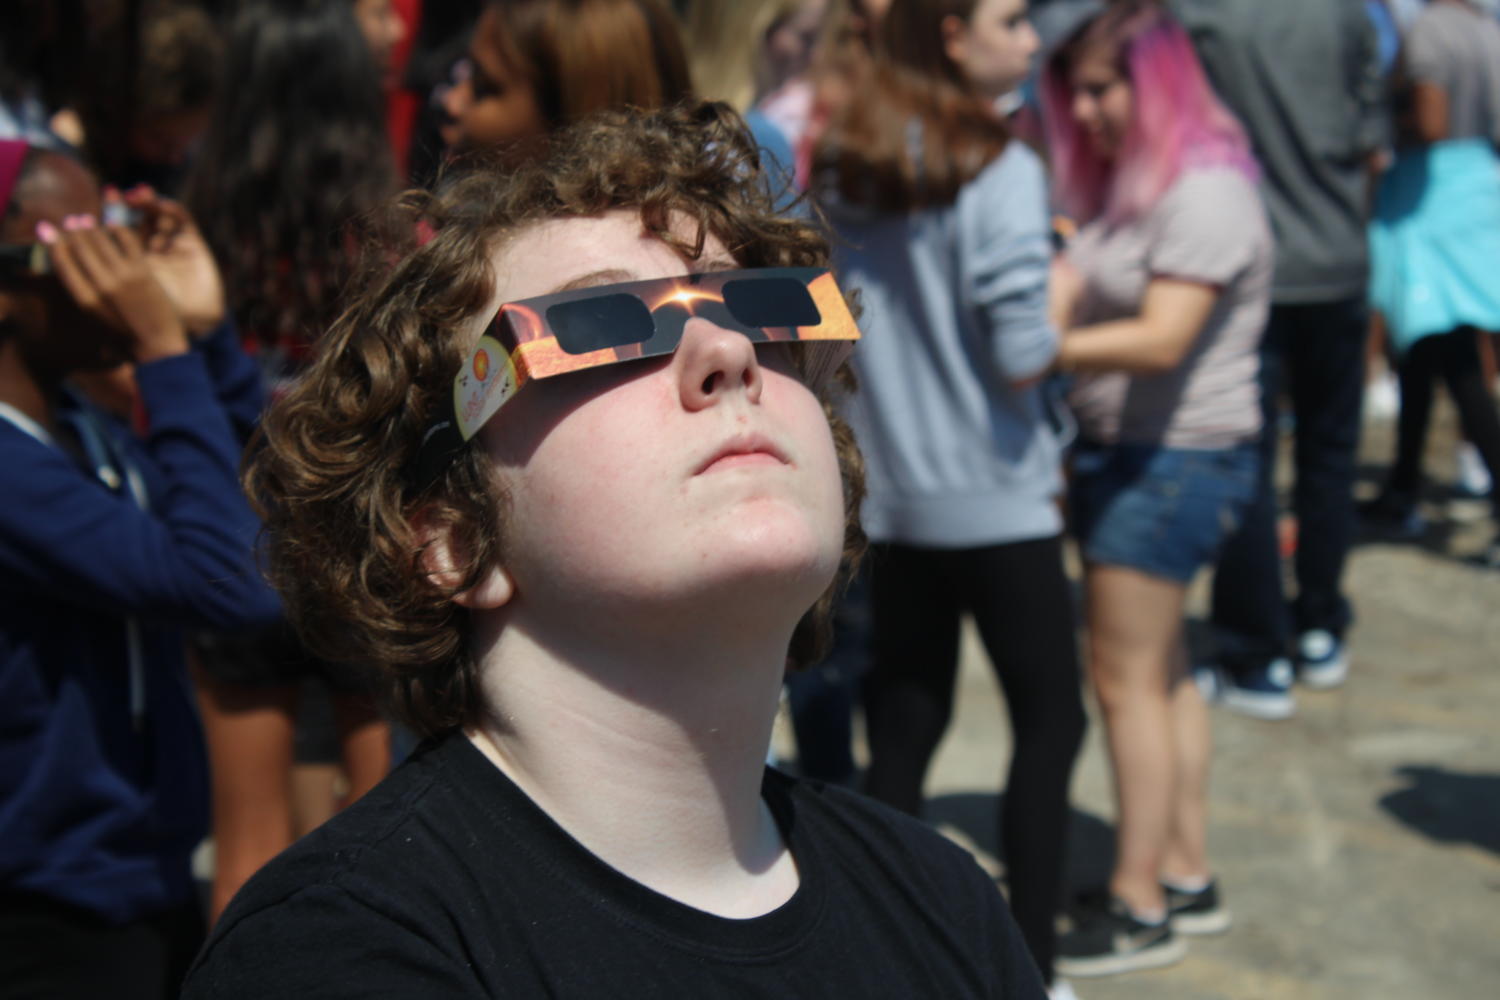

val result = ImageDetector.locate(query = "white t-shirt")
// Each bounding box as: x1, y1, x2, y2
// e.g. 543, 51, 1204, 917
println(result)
1065, 166, 1273, 449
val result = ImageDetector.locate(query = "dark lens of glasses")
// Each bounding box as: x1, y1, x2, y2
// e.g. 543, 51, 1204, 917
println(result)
722, 277, 822, 329
546, 293, 656, 354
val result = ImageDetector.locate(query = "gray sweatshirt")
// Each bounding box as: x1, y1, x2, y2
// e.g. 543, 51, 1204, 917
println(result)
831, 141, 1064, 549
1170, 0, 1389, 304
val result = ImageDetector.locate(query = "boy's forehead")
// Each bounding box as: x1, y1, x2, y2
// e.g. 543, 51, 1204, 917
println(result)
495, 213, 732, 295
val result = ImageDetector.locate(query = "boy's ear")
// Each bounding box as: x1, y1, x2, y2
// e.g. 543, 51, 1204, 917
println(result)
413, 507, 515, 610
454, 564, 515, 609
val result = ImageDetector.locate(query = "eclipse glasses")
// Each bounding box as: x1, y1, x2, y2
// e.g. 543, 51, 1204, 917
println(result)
0, 208, 143, 279
411, 266, 861, 489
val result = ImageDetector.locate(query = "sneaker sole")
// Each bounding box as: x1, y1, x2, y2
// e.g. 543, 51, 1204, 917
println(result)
1299, 657, 1348, 691
1447, 497, 1490, 524
1171, 909, 1233, 936
1218, 688, 1295, 721
1055, 936, 1188, 978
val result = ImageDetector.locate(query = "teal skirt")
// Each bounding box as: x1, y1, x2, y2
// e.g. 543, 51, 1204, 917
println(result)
1370, 139, 1500, 353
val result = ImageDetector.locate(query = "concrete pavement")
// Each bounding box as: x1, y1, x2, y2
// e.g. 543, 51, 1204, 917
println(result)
777, 404, 1500, 999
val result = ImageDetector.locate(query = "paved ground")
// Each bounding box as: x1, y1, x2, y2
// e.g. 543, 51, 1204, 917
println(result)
779, 402, 1500, 999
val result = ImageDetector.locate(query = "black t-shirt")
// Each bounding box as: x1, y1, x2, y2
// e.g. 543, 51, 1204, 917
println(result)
183, 732, 1044, 998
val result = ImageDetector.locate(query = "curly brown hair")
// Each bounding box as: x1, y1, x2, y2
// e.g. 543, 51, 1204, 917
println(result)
246, 101, 865, 739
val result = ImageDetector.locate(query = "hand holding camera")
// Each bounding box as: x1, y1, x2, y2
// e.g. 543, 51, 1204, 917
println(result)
38, 214, 189, 363
119, 185, 227, 336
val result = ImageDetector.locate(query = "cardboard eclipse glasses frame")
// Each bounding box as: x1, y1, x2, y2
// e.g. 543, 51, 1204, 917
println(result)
411, 266, 861, 488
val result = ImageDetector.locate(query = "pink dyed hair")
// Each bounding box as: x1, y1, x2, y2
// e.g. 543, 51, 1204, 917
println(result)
1040, 1, 1256, 225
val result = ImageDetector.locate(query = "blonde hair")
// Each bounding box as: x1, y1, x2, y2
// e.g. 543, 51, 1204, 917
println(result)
685, 0, 809, 110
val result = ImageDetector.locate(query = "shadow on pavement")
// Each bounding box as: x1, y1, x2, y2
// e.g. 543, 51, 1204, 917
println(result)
1379, 765, 1500, 856
926, 791, 1117, 893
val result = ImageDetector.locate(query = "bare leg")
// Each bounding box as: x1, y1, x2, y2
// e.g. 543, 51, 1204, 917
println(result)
191, 661, 299, 925
1366, 309, 1388, 383
290, 764, 342, 837
1478, 329, 1497, 392
331, 692, 390, 807
1084, 564, 1189, 918
1161, 630, 1212, 884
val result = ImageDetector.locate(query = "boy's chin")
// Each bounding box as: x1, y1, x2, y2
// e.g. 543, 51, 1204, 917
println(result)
685, 537, 841, 611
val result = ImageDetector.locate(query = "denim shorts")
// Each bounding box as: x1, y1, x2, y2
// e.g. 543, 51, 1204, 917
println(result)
1068, 440, 1259, 584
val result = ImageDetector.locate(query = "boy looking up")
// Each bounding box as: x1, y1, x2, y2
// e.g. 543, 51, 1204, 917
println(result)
183, 104, 1046, 998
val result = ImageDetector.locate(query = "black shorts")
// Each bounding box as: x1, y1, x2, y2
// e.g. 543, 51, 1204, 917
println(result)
194, 621, 379, 696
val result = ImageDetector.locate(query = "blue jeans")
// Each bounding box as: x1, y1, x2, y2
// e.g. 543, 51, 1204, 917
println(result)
1210, 299, 1367, 675
1070, 441, 1258, 584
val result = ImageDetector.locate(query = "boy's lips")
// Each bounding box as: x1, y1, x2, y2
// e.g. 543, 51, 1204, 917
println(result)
695, 433, 789, 475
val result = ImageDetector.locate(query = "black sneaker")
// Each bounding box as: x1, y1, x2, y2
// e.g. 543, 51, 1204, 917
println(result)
1055, 895, 1186, 978
1469, 532, 1500, 571
1359, 489, 1425, 539
1163, 878, 1232, 935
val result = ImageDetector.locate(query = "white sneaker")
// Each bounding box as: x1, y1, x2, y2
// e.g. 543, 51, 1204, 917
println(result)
1214, 658, 1297, 721
1364, 372, 1400, 422
1456, 442, 1492, 498
1298, 630, 1349, 690
1049, 977, 1081, 1000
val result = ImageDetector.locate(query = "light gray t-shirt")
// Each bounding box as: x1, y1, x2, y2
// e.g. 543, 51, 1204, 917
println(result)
1404, 2, 1500, 144
1066, 167, 1273, 449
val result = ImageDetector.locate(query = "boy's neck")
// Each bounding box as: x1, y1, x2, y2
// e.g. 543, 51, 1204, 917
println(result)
466, 610, 800, 919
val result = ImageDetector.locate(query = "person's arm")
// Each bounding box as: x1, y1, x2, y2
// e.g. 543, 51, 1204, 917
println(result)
1408, 81, 1449, 144
1056, 278, 1220, 375
1049, 254, 1084, 336
119, 186, 268, 437
964, 144, 1058, 389
192, 316, 267, 442
0, 222, 281, 630
1394, 13, 1450, 146
122, 185, 227, 337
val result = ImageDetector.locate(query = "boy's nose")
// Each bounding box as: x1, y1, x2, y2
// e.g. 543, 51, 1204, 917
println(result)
673, 317, 763, 411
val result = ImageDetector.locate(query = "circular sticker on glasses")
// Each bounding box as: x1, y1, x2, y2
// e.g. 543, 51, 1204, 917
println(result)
455, 335, 519, 440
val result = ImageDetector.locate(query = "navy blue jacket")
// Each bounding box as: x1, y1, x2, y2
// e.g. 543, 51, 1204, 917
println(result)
0, 323, 282, 923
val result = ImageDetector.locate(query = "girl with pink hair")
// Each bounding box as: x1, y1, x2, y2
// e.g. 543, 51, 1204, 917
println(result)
1041, 0, 1271, 979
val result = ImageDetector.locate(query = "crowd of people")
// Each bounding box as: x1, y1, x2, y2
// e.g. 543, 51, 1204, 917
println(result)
1, 0, 1495, 997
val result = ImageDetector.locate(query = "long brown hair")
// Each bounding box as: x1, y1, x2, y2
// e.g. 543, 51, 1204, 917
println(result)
183, 0, 395, 352
482, 0, 692, 130
814, 0, 1008, 212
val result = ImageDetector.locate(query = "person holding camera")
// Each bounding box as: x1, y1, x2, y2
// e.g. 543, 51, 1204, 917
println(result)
0, 139, 280, 1000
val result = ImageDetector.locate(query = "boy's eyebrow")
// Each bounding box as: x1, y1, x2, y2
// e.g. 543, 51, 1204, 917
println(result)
546, 269, 636, 295
542, 259, 741, 296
